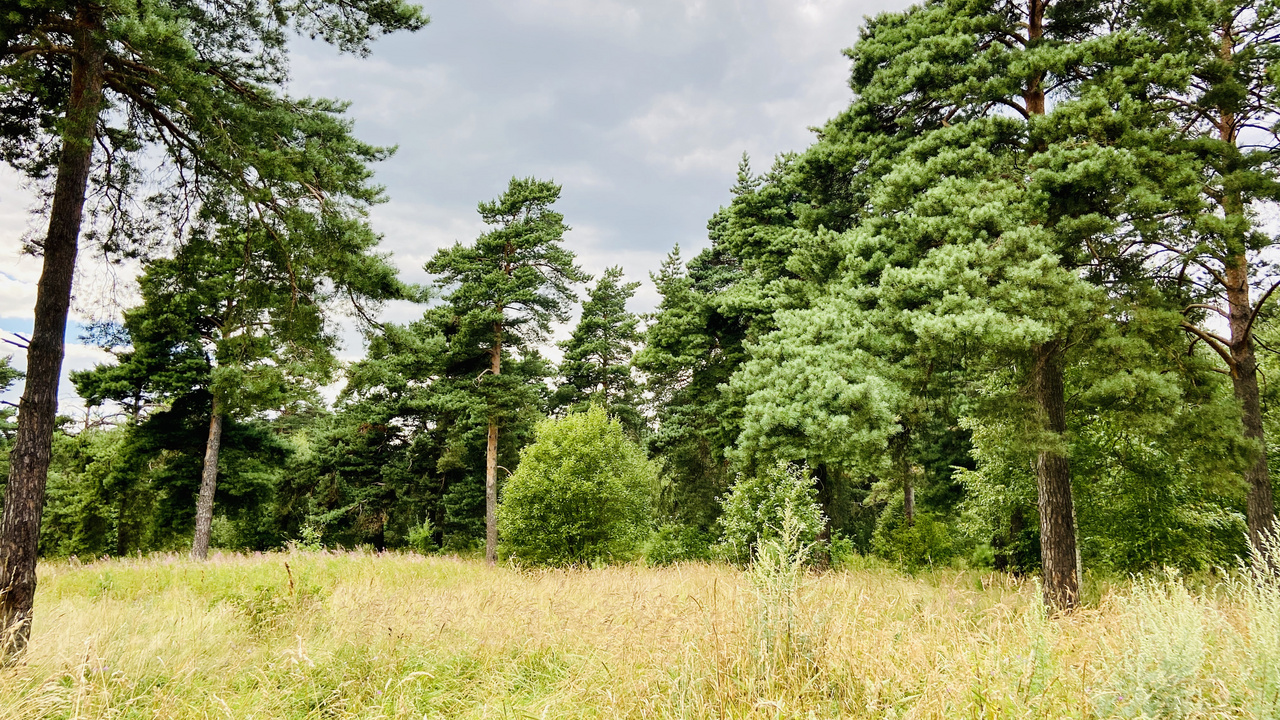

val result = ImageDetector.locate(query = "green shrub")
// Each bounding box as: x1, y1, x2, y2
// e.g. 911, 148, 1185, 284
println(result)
871, 498, 956, 572
827, 530, 858, 569
497, 406, 655, 566
644, 523, 713, 565
407, 516, 436, 554
717, 462, 825, 565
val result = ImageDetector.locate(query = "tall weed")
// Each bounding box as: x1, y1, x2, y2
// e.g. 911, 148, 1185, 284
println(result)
748, 507, 821, 690
1095, 573, 1211, 719
1232, 531, 1280, 716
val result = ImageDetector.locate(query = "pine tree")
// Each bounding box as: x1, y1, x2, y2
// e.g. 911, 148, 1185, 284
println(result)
0, 0, 425, 653
1116, 0, 1280, 550
424, 177, 587, 564
553, 267, 643, 434
728, 0, 1200, 609
74, 197, 399, 559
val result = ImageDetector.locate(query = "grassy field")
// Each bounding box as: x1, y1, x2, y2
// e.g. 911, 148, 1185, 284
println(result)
0, 551, 1276, 719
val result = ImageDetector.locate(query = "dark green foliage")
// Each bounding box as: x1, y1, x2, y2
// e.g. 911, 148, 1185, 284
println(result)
643, 523, 714, 566
636, 246, 749, 534
284, 307, 545, 552
37, 394, 291, 557
0, 0, 428, 255
23, 0, 1280, 583
497, 407, 654, 566
871, 498, 957, 573
425, 177, 587, 356
552, 267, 643, 435
425, 177, 588, 560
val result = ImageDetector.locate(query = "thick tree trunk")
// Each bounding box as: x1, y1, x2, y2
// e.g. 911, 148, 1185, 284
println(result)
190, 399, 224, 560
1032, 341, 1080, 611
1225, 252, 1276, 551
1020, 0, 1079, 610
0, 8, 106, 658
485, 324, 502, 566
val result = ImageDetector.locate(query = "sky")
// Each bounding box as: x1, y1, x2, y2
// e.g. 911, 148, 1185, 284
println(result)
0, 0, 911, 415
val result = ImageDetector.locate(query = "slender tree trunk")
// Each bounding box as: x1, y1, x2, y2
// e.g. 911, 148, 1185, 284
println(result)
191, 398, 224, 560
0, 7, 107, 658
994, 504, 1027, 573
1215, 21, 1276, 549
1225, 251, 1276, 550
485, 324, 502, 566
898, 435, 915, 526
1032, 341, 1080, 611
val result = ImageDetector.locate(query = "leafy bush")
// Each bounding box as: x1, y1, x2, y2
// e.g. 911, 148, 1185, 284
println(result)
717, 462, 825, 565
497, 406, 656, 566
871, 498, 956, 572
407, 516, 436, 554
291, 523, 325, 552
644, 523, 713, 565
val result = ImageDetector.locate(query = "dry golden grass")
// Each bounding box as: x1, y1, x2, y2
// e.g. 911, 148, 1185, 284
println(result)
0, 551, 1274, 719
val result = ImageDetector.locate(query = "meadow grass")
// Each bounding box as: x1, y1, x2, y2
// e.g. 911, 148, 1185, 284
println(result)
0, 550, 1274, 719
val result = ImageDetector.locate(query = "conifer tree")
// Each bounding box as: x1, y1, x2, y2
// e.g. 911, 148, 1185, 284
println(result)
1117, 0, 1280, 549
730, 0, 1186, 609
553, 267, 643, 434
0, 0, 425, 653
74, 196, 399, 559
424, 177, 587, 564
310, 304, 548, 552
635, 245, 750, 532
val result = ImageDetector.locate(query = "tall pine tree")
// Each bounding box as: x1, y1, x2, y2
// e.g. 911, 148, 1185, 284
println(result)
424, 177, 586, 564
1118, 0, 1280, 550
0, 0, 425, 653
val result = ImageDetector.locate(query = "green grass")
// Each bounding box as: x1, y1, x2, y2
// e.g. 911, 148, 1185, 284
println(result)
0, 551, 1274, 718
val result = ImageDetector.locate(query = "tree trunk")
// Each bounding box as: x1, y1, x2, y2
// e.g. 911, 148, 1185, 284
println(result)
190, 398, 224, 560
485, 324, 502, 566
1032, 341, 1080, 611
1020, 0, 1079, 611
1225, 251, 1276, 551
904, 480, 915, 526
1215, 20, 1277, 550
0, 7, 107, 658
898, 437, 915, 526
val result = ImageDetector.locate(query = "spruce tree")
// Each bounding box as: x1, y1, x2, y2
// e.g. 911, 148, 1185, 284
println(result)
0, 0, 425, 653
553, 266, 643, 435
634, 245, 750, 533
424, 177, 586, 564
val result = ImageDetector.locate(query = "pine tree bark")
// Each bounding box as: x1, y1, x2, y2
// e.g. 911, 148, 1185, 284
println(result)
485, 323, 502, 566
0, 6, 107, 658
1214, 22, 1277, 549
1225, 251, 1276, 550
1033, 341, 1079, 611
1020, 0, 1078, 611
190, 398, 224, 560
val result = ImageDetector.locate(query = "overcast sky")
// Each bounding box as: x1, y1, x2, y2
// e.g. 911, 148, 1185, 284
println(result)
0, 0, 911, 414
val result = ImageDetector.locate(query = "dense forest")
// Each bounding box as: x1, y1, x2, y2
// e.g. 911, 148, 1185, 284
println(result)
5, 0, 1280, 628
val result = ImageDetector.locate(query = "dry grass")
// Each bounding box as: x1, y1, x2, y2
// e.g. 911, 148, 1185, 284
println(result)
0, 551, 1274, 719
